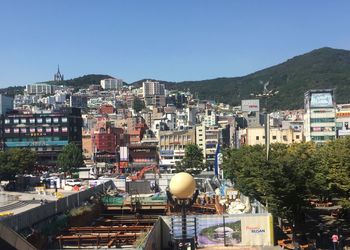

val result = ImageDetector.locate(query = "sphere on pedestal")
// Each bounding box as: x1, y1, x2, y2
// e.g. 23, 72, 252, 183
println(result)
169, 172, 196, 199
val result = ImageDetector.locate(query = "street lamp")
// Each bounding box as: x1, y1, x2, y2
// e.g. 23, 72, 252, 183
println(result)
167, 172, 199, 250
250, 81, 279, 161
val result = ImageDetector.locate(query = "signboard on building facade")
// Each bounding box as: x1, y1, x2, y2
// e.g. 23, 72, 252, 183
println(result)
310, 92, 333, 108
242, 99, 260, 112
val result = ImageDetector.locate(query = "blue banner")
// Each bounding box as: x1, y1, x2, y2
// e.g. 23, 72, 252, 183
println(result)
214, 143, 220, 177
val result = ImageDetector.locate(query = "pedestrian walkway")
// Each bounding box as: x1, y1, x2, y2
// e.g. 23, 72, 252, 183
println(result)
0, 200, 41, 212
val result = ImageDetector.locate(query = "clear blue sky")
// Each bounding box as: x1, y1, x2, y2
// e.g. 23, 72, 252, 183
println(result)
1, 0, 350, 87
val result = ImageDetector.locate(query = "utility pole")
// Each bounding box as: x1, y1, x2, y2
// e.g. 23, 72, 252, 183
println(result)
250, 81, 279, 161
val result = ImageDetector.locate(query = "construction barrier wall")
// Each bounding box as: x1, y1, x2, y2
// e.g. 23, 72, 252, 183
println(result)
160, 213, 274, 248
0, 181, 115, 231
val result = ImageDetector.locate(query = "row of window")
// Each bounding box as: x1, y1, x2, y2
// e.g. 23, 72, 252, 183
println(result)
310, 118, 335, 123
160, 145, 186, 150
160, 135, 192, 141
310, 127, 335, 132
6, 137, 62, 142
256, 135, 288, 141
4, 117, 68, 124
311, 135, 336, 141
271, 135, 301, 140
4, 127, 68, 134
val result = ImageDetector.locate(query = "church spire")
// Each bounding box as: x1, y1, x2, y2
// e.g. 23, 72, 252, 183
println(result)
54, 65, 64, 82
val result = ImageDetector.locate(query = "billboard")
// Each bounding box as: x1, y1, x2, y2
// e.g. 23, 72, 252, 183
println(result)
119, 146, 129, 161
164, 214, 274, 247
242, 99, 260, 112
310, 92, 333, 108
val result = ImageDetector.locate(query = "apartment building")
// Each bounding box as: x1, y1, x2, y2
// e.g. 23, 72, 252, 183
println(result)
159, 128, 196, 169
304, 89, 336, 143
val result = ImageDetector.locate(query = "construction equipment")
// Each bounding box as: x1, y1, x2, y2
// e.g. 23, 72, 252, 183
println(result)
127, 165, 159, 181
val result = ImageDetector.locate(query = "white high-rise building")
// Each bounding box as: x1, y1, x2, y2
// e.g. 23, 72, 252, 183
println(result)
142, 80, 165, 97
26, 83, 54, 95
304, 89, 336, 143
100, 78, 123, 90
142, 80, 166, 107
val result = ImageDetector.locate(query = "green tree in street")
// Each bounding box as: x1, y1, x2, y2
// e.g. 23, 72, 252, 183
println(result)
133, 97, 145, 112
316, 137, 350, 199
175, 144, 206, 175
57, 143, 84, 176
223, 142, 317, 226
0, 148, 37, 181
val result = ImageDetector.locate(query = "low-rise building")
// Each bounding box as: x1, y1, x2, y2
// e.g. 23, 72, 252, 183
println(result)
159, 128, 196, 169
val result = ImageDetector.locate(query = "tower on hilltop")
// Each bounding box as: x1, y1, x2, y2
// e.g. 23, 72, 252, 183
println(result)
54, 65, 64, 82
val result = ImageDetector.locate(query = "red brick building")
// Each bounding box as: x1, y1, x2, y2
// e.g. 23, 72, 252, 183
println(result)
98, 104, 115, 115
93, 118, 125, 162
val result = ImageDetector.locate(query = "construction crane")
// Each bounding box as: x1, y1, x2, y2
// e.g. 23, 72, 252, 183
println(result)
127, 165, 159, 181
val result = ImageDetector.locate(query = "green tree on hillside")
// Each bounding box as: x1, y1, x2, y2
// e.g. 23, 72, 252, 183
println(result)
133, 97, 145, 112
175, 144, 206, 175
57, 143, 84, 176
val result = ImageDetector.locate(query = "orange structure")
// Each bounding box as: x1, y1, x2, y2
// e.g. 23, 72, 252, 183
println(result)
128, 165, 159, 181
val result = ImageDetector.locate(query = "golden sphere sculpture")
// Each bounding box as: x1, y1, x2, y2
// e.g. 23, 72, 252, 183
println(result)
169, 172, 196, 199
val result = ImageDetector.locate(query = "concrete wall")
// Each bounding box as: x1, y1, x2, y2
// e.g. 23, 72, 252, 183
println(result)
1, 181, 114, 231
142, 218, 163, 250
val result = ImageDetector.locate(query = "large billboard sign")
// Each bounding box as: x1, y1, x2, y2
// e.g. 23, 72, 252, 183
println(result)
242, 99, 260, 112
310, 92, 333, 108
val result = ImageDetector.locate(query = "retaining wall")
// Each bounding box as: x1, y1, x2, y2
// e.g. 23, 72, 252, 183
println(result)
0, 180, 114, 231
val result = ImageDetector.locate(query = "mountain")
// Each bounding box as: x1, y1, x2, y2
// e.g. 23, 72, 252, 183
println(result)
4, 47, 350, 110
149, 47, 350, 110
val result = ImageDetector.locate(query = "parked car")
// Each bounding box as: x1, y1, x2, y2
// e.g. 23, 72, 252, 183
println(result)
65, 179, 82, 186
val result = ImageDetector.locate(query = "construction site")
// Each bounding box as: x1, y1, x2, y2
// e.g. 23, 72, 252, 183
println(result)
0, 165, 272, 250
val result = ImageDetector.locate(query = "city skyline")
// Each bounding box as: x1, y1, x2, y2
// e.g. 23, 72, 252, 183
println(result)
1, 1, 350, 87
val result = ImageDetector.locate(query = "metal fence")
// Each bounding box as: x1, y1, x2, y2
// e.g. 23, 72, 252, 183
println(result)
1, 180, 114, 231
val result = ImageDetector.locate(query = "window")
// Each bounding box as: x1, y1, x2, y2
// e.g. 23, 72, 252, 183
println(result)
30, 128, 35, 133
37, 118, 43, 123
13, 128, 19, 133
283, 135, 288, 141
5, 128, 10, 133
45, 127, 52, 133
29, 118, 35, 123
272, 136, 277, 140
53, 118, 59, 123
13, 119, 19, 124
4, 119, 10, 124
21, 128, 27, 133
256, 136, 259, 140
62, 127, 68, 132
46, 118, 52, 123
53, 127, 59, 132
37, 128, 43, 133
296, 135, 300, 139
61, 117, 68, 123
21, 118, 27, 124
